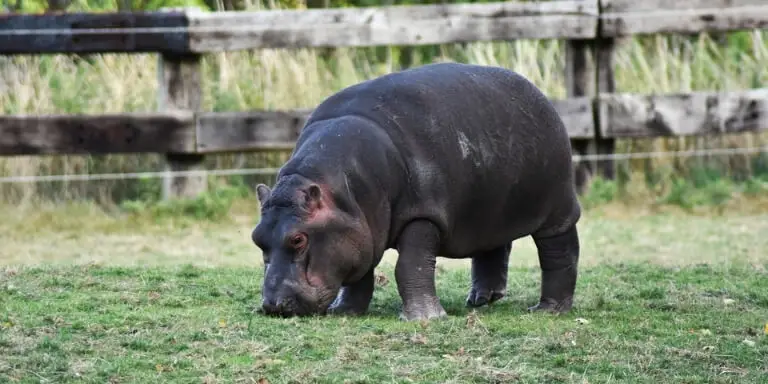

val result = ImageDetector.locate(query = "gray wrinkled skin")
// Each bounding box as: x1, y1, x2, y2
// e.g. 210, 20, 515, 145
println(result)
251, 62, 582, 321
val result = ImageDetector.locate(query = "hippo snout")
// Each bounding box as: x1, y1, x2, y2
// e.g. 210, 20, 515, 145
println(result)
259, 261, 339, 317
261, 296, 296, 317
261, 289, 313, 317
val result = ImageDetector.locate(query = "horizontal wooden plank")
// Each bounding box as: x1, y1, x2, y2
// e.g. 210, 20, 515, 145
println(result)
600, 0, 765, 13
190, 1, 598, 27
598, 89, 768, 138
0, 12, 190, 54
600, 5, 768, 36
189, 16, 597, 51
187, 1, 598, 51
196, 110, 311, 152
552, 97, 595, 138
195, 98, 594, 153
0, 112, 196, 155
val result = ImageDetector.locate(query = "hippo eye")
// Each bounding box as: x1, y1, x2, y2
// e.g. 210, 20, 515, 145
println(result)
288, 233, 307, 249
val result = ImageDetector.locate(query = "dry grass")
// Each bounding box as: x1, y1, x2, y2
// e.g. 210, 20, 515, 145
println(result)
2, 31, 768, 203
2, 198, 768, 269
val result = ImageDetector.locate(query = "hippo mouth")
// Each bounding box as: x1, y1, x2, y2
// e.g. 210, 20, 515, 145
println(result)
297, 252, 342, 315
292, 278, 340, 315
260, 271, 340, 318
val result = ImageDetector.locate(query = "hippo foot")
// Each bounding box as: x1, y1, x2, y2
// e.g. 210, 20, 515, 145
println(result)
466, 287, 506, 308
527, 296, 573, 314
399, 301, 447, 321
327, 301, 368, 316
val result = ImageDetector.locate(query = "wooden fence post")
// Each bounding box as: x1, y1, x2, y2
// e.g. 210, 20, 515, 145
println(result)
593, 38, 617, 182
565, 39, 597, 193
157, 52, 207, 200
565, 24, 616, 192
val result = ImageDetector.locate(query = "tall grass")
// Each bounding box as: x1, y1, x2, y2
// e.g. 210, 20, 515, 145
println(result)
1, 26, 768, 207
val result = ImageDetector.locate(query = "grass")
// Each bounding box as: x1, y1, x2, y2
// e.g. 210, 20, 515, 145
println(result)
1, 259, 766, 382
1, 182, 768, 382
3, 182, 768, 268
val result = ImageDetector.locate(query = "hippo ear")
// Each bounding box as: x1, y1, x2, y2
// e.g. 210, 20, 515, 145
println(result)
256, 184, 272, 205
307, 184, 322, 201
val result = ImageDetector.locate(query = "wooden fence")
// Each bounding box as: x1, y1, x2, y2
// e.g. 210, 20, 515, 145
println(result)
1, 0, 767, 198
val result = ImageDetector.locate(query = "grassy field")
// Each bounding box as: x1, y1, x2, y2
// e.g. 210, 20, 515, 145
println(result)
1, 198, 767, 383
1, 261, 766, 383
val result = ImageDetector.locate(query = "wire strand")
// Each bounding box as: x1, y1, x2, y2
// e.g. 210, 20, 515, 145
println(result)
0, 167, 282, 183
571, 145, 768, 162
0, 146, 765, 184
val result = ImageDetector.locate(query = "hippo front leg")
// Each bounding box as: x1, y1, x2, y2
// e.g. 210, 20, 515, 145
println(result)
394, 219, 447, 321
529, 224, 580, 313
327, 269, 375, 316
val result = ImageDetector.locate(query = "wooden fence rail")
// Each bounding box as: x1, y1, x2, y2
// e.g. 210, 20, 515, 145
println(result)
1, 0, 767, 197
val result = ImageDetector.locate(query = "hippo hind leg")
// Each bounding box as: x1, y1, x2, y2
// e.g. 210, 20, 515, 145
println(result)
528, 223, 580, 313
466, 243, 512, 307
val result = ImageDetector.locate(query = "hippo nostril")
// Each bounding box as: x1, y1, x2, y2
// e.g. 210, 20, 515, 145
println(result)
261, 296, 298, 317
261, 298, 280, 314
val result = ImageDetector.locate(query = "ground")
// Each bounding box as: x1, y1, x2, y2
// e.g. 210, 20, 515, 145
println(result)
1, 201, 767, 383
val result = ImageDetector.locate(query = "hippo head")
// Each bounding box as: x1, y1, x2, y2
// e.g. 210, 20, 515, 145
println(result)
251, 174, 373, 317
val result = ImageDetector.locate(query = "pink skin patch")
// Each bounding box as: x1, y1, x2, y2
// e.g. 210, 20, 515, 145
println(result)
305, 271, 324, 288
297, 183, 336, 290
308, 205, 334, 223
298, 183, 336, 224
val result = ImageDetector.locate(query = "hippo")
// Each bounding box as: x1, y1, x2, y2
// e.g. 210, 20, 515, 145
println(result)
251, 62, 581, 321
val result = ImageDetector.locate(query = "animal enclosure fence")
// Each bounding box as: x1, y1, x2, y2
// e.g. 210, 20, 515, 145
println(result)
1, 0, 767, 198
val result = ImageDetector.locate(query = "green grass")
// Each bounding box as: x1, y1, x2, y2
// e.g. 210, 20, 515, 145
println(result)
2, 169, 768, 383
0, 262, 766, 383
1, 193, 768, 382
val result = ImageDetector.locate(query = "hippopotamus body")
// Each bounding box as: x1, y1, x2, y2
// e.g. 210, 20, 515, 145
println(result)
251, 62, 581, 321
